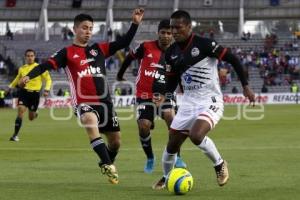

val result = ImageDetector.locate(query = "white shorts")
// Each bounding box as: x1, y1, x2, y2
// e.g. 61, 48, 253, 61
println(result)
170, 101, 224, 132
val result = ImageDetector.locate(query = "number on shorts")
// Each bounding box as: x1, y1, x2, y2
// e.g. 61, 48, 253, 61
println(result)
209, 105, 219, 113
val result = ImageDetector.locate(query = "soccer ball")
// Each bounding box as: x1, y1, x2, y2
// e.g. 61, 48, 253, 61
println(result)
166, 168, 194, 195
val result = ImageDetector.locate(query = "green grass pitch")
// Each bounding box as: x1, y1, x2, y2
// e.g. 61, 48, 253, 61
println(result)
1, 105, 300, 200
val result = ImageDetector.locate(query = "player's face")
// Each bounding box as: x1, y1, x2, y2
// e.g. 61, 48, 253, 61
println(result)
170, 18, 192, 42
73, 20, 93, 45
25, 51, 35, 65
158, 28, 173, 48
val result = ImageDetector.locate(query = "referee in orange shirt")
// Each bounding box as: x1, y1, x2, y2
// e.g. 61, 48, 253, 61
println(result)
7, 49, 52, 141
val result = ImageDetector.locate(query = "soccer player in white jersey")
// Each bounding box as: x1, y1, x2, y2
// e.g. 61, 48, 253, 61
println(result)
153, 10, 255, 190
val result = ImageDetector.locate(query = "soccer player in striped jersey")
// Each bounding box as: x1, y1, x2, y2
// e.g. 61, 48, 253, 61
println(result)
18, 8, 144, 184
117, 19, 186, 173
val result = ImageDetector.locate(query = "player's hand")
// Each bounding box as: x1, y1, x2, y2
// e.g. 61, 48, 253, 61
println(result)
43, 90, 49, 97
132, 8, 144, 24
152, 94, 165, 107
243, 85, 255, 106
18, 76, 30, 88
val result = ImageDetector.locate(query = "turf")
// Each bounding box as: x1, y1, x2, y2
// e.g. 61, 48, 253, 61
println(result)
1, 105, 300, 200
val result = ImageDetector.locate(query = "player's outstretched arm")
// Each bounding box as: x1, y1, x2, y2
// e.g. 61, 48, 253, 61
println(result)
18, 62, 52, 88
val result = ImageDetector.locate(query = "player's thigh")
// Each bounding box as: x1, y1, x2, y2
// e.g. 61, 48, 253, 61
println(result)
170, 107, 195, 132
17, 105, 27, 117
97, 103, 120, 134
17, 89, 29, 110
197, 102, 224, 130
75, 104, 101, 140
161, 108, 175, 127
159, 98, 176, 122
136, 99, 155, 122
80, 111, 98, 126
27, 92, 40, 113
190, 119, 211, 144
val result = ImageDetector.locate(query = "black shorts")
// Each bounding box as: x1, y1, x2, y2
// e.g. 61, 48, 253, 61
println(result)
136, 98, 176, 123
75, 102, 120, 133
18, 89, 40, 112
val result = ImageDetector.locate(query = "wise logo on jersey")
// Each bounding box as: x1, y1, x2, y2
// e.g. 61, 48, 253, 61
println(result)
144, 70, 165, 83
77, 66, 102, 78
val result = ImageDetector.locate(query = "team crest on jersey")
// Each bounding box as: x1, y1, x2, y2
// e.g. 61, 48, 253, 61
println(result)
191, 47, 200, 57
183, 73, 193, 84
89, 49, 98, 57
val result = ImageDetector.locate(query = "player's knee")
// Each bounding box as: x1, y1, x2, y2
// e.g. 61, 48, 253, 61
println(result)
189, 134, 202, 146
166, 144, 178, 154
138, 120, 151, 135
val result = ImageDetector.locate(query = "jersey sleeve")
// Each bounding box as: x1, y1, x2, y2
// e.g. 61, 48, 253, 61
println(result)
8, 68, 22, 88
41, 71, 52, 91
27, 48, 66, 80
164, 48, 180, 96
201, 38, 228, 60
201, 38, 248, 86
129, 43, 144, 59
48, 48, 67, 70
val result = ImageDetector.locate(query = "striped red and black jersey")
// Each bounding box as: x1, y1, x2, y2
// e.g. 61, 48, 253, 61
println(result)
26, 23, 139, 106
130, 40, 167, 99
48, 42, 113, 105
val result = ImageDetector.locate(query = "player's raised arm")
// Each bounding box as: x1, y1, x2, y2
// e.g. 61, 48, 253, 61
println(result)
104, 8, 144, 57
117, 43, 144, 81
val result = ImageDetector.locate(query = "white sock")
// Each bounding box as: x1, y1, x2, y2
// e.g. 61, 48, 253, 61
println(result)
198, 136, 223, 166
162, 148, 177, 177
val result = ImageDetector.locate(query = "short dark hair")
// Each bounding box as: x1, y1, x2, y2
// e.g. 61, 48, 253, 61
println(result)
170, 10, 191, 25
158, 19, 170, 31
74, 13, 94, 26
25, 49, 35, 56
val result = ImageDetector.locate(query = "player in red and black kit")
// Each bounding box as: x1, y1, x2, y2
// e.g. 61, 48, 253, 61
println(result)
18, 8, 144, 184
117, 19, 186, 173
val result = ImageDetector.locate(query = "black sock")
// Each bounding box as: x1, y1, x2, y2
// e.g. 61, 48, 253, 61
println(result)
90, 137, 112, 165
106, 146, 118, 163
13, 117, 22, 137
140, 133, 154, 159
